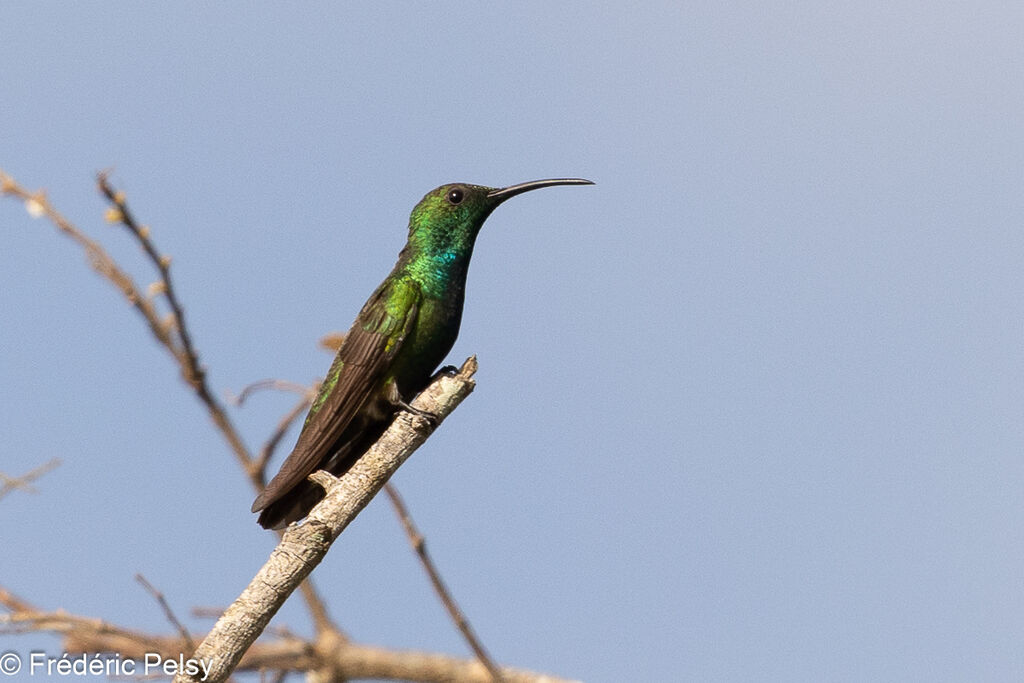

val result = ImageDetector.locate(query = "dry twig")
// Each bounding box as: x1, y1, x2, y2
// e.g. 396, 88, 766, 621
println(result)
227, 379, 313, 406
135, 574, 196, 654
0, 458, 61, 502
226, 378, 317, 481
255, 394, 313, 480
385, 483, 504, 681
96, 171, 252, 479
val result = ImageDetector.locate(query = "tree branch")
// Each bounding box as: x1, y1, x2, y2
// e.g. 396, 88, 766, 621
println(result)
385, 483, 504, 681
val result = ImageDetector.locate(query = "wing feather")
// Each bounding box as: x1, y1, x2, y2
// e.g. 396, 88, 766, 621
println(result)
251, 278, 421, 513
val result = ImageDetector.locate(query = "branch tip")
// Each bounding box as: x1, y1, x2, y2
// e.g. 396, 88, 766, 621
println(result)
459, 356, 478, 379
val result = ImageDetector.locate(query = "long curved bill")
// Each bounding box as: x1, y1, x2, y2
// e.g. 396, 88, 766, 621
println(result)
487, 178, 594, 202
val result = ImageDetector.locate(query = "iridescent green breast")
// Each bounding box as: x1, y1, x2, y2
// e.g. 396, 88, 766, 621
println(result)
387, 285, 465, 393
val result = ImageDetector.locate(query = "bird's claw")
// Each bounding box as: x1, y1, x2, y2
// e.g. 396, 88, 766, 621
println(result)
397, 399, 440, 426
432, 365, 459, 380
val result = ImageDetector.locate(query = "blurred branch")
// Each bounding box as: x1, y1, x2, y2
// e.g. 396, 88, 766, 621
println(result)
0, 586, 575, 683
0, 458, 60, 502
0, 169, 335, 634
227, 379, 317, 481
227, 379, 313, 406
136, 574, 196, 653
318, 331, 346, 353
255, 394, 313, 480
385, 483, 503, 681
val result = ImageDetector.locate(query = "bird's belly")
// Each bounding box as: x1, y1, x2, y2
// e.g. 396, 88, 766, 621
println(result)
389, 295, 462, 395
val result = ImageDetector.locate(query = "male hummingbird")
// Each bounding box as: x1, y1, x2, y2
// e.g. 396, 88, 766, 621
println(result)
252, 178, 593, 528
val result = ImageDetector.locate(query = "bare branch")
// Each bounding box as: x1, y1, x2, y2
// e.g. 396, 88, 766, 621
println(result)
312, 641, 578, 683
255, 395, 312, 481
296, 578, 336, 639
385, 484, 503, 681
136, 574, 196, 653
0, 458, 60, 502
173, 358, 478, 683
1, 170, 252, 474
226, 378, 316, 483
94, 172, 253, 479
96, 172, 203, 393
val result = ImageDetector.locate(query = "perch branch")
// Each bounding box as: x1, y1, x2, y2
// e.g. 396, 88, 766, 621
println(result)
172, 357, 478, 683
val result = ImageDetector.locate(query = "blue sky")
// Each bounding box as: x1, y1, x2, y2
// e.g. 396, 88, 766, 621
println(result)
2, 3, 1023, 681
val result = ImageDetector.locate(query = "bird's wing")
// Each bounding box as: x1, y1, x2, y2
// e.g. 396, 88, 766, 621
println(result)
251, 278, 421, 513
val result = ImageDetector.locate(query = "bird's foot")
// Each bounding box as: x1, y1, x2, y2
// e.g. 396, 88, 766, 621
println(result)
432, 365, 460, 380
397, 399, 440, 425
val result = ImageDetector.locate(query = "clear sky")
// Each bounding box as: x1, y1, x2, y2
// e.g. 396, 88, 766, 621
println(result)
2, 3, 1022, 682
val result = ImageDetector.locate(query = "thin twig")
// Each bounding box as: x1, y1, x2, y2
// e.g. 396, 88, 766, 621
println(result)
296, 579, 335, 637
94, 172, 254, 478
98, 173, 338, 634
136, 574, 196, 653
224, 378, 317, 483
0, 458, 61, 502
96, 174, 341, 637
385, 484, 504, 682
256, 394, 313, 483
97, 172, 202, 391
1, 172, 175, 354
227, 379, 313, 407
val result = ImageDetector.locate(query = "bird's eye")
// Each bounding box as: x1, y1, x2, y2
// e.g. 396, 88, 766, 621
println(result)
446, 188, 464, 205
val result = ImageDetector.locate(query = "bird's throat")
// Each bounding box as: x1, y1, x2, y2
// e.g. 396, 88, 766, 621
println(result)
405, 248, 472, 300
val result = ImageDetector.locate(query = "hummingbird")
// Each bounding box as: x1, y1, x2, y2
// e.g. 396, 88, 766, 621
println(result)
252, 178, 593, 528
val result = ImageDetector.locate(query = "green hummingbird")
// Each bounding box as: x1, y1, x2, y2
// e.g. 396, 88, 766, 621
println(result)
252, 178, 593, 528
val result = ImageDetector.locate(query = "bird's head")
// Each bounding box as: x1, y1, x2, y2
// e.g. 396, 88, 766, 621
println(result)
406, 178, 593, 258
